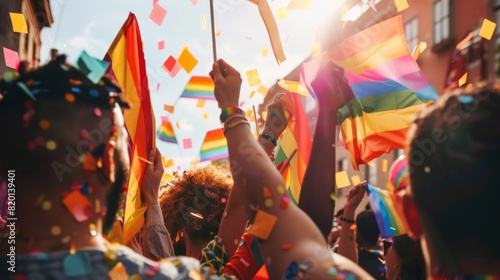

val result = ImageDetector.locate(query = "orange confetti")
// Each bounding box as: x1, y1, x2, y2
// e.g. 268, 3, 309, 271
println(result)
479, 18, 496, 40
65, 93, 75, 102
350, 224, 357, 230
164, 104, 175, 113
39, 119, 50, 129
263, 187, 272, 198
281, 243, 292, 250
459, 73, 468, 87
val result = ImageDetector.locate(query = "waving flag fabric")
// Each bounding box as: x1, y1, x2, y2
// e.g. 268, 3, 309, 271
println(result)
301, 16, 438, 170
199, 128, 228, 162
180, 76, 215, 101
157, 116, 177, 144
104, 13, 155, 244
366, 184, 409, 238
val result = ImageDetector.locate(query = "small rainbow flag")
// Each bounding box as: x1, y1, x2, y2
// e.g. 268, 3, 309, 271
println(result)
199, 128, 228, 162
157, 116, 177, 144
180, 76, 215, 101
366, 184, 409, 238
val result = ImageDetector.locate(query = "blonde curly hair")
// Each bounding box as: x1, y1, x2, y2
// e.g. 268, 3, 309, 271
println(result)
159, 165, 233, 245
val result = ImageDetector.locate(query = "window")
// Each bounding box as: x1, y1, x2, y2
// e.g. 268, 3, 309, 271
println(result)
337, 158, 348, 172
365, 160, 377, 185
433, 0, 451, 45
405, 18, 419, 53
495, 5, 500, 78
393, 149, 404, 160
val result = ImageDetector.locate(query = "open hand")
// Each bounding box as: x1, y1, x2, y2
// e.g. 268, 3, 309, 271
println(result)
141, 148, 164, 206
209, 59, 242, 109
344, 182, 366, 214
311, 63, 355, 110
262, 93, 289, 139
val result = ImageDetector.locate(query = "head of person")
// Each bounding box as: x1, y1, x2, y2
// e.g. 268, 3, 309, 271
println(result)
159, 165, 232, 256
404, 82, 500, 275
386, 234, 426, 280
0, 55, 130, 251
356, 210, 380, 249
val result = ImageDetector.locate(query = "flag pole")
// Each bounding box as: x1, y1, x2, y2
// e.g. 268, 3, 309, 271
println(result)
209, 0, 217, 62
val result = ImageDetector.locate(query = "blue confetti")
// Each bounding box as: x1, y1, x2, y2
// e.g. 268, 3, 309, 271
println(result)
459, 95, 474, 104
89, 89, 99, 97
71, 87, 81, 93
285, 261, 299, 280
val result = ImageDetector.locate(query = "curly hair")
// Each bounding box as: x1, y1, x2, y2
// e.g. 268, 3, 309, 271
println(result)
159, 165, 232, 245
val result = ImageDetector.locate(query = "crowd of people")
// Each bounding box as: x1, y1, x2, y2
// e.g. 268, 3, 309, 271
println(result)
0, 53, 499, 279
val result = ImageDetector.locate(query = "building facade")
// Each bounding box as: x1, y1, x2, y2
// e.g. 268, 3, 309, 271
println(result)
0, 0, 53, 75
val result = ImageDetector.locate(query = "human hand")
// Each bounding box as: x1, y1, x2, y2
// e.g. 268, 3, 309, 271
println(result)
209, 59, 242, 109
311, 63, 355, 110
262, 93, 289, 139
141, 148, 164, 206
344, 182, 366, 214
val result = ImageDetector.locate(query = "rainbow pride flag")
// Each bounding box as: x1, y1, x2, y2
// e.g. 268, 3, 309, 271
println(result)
301, 16, 438, 170
157, 116, 177, 144
366, 184, 409, 238
274, 92, 312, 204
104, 13, 155, 244
199, 128, 228, 162
180, 76, 215, 101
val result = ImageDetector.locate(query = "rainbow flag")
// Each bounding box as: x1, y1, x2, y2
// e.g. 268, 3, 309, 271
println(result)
274, 92, 312, 204
157, 116, 177, 144
104, 13, 155, 244
199, 128, 228, 162
301, 16, 438, 170
366, 184, 409, 238
180, 76, 215, 101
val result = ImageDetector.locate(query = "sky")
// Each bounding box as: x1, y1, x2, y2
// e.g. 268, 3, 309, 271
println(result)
39, 0, 345, 173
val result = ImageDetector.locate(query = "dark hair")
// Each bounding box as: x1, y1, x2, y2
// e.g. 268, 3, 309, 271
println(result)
407, 82, 500, 259
392, 234, 426, 280
356, 210, 380, 246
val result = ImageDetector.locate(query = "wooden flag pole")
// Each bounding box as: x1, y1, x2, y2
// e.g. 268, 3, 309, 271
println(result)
279, 149, 297, 174
253, 105, 260, 136
209, 0, 217, 62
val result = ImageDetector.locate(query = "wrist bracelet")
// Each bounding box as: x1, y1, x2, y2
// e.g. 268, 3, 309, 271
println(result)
339, 216, 355, 224
220, 107, 245, 123
259, 133, 277, 147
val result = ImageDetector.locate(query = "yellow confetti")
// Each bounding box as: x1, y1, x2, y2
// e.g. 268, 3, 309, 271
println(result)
176, 121, 180, 129
42, 200, 52, 211
261, 111, 268, 120
177, 48, 198, 74
394, 0, 409, 12
265, 198, 273, 208
310, 42, 321, 58
95, 199, 101, 214
278, 80, 310, 96
479, 18, 496, 40
459, 73, 468, 87
201, 14, 207, 32
9, 13, 28, 34
411, 41, 427, 60
276, 185, 285, 194
196, 99, 206, 108
261, 48, 269, 57
46, 140, 57, 151
330, 192, 338, 201
351, 175, 361, 186
335, 171, 351, 189
386, 182, 395, 192
249, 90, 256, 99
216, 31, 221, 37
381, 159, 388, 173
257, 85, 269, 96
246, 69, 261, 87
276, 7, 288, 19
164, 158, 174, 168
367, 161, 375, 167
51, 226, 61, 236
202, 113, 210, 120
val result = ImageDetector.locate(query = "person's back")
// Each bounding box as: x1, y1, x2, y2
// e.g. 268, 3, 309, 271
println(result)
403, 82, 500, 278
0, 57, 223, 279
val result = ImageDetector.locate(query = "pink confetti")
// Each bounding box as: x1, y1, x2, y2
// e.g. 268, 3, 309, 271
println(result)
221, 198, 227, 203
3, 47, 20, 69
156, 83, 160, 91
191, 0, 198, 5
93, 107, 102, 117
240, 258, 250, 268
149, 3, 167, 26
182, 138, 193, 149
158, 40, 165, 50
244, 37, 252, 40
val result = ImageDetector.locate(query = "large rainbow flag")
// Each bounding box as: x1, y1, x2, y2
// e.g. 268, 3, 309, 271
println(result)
366, 184, 409, 238
199, 128, 228, 162
180, 76, 215, 101
301, 16, 438, 170
274, 92, 312, 204
104, 13, 155, 244
157, 116, 177, 144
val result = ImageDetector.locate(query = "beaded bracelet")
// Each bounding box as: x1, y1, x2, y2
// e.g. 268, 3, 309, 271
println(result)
220, 107, 245, 123
339, 216, 355, 224
259, 133, 277, 147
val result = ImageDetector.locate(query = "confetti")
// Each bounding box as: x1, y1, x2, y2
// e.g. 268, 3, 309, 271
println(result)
351, 175, 361, 186
246, 69, 261, 87
411, 41, 427, 60
479, 18, 496, 40
177, 48, 198, 74
42, 200, 52, 211
394, 0, 409, 12
350, 224, 357, 230
278, 80, 310, 96
9, 13, 28, 34
221, 197, 227, 203
285, 261, 299, 279
39, 119, 50, 129
335, 171, 350, 189
381, 159, 388, 173
162, 56, 181, 78
108, 262, 129, 280
95, 199, 101, 214
63, 251, 92, 277
240, 257, 250, 268
330, 193, 338, 201
276, 185, 285, 194
257, 85, 269, 96
94, 108, 102, 117
196, 99, 206, 108
51, 225, 61, 236
46, 140, 57, 151
261, 48, 269, 57
258, 0, 286, 64
149, 3, 168, 26
191, 0, 198, 5
276, 7, 288, 19
459, 73, 468, 87
201, 15, 206, 32
158, 40, 165, 50
264, 198, 273, 208
62, 190, 93, 222
282, 243, 292, 250
248, 210, 277, 240
370, 0, 378, 12
36, 194, 45, 206
263, 186, 272, 198
163, 104, 175, 113
3, 48, 20, 69
182, 138, 193, 149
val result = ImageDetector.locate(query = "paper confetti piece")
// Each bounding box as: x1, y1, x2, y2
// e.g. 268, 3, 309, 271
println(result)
248, 210, 277, 240
177, 48, 198, 74
335, 171, 350, 189
63, 251, 92, 277
456, 33, 472, 50
265, 199, 273, 208
350, 224, 357, 230
330, 193, 338, 201
108, 262, 129, 280
164, 104, 175, 113
370, 0, 378, 12
479, 18, 496, 40
46, 140, 57, 151
62, 190, 93, 222
9, 13, 28, 34
257, 85, 269, 96
51, 226, 61, 236
285, 261, 300, 279
459, 73, 468, 87
411, 41, 427, 60
258, 0, 287, 64
201, 15, 207, 32
191, 0, 198, 5
287, 0, 313, 9
310, 42, 321, 58
3, 48, 20, 69
394, 0, 409, 12
277, 7, 288, 20
280, 195, 289, 208
281, 243, 292, 250
278, 80, 310, 96
158, 40, 165, 50
351, 175, 361, 186
196, 99, 206, 108
246, 69, 261, 87
202, 113, 209, 119
42, 200, 52, 211
163, 158, 174, 168
240, 257, 250, 268
75, 50, 110, 84
261, 48, 269, 57
381, 159, 388, 173
149, 3, 168, 26
182, 138, 193, 149
263, 187, 272, 197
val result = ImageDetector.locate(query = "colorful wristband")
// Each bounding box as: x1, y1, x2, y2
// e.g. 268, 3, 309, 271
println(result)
259, 133, 277, 147
220, 107, 244, 123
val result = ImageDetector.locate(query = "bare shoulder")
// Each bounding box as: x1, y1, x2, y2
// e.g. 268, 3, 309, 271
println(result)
331, 252, 374, 280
